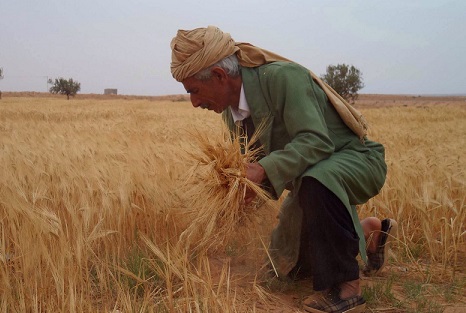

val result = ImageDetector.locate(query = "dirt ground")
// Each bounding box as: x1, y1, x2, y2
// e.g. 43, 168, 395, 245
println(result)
355, 93, 466, 108
209, 252, 466, 312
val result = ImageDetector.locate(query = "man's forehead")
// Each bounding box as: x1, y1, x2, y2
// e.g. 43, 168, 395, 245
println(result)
181, 76, 198, 92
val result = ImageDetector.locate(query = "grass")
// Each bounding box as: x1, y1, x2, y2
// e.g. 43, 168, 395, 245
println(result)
0, 94, 465, 312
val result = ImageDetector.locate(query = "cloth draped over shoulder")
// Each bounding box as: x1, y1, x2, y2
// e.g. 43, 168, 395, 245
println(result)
170, 25, 368, 141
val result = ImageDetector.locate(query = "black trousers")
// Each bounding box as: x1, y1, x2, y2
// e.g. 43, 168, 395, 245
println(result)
297, 177, 360, 291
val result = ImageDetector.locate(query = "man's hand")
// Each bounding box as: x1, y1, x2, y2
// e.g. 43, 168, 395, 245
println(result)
244, 163, 266, 205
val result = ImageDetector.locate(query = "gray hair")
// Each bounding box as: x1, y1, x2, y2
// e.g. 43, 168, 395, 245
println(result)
194, 54, 240, 80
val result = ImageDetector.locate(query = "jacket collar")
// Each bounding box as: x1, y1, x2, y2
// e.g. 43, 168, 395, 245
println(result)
241, 67, 273, 155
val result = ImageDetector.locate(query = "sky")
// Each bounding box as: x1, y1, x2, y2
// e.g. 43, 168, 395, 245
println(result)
1, 0, 465, 96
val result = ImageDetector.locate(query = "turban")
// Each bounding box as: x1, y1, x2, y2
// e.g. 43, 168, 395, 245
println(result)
170, 26, 368, 141
170, 25, 293, 82
170, 26, 239, 82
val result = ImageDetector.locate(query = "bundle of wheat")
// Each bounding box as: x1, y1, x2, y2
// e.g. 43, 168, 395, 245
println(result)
178, 123, 273, 252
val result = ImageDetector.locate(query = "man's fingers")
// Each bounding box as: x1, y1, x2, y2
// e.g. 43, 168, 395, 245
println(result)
244, 187, 256, 205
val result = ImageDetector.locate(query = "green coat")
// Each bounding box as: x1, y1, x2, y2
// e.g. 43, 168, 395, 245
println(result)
222, 62, 387, 277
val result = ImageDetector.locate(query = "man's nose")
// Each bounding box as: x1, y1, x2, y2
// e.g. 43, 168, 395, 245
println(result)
190, 94, 201, 108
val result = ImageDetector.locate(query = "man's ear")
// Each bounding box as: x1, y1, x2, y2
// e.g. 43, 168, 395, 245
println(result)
211, 67, 228, 82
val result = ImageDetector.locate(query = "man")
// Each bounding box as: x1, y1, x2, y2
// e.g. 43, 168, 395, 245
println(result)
170, 26, 397, 313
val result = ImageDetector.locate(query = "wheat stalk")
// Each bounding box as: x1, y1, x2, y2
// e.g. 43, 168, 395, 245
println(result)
178, 122, 273, 252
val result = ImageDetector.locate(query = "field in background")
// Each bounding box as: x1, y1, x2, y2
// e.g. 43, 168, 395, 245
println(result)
0, 94, 465, 312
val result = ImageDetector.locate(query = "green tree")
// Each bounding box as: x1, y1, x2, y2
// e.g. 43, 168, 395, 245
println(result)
48, 77, 81, 100
321, 64, 364, 103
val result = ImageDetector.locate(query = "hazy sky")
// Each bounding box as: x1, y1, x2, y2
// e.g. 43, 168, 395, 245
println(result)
1, 0, 465, 96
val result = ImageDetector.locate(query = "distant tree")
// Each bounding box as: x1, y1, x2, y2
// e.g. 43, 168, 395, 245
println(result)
321, 64, 364, 103
48, 77, 81, 100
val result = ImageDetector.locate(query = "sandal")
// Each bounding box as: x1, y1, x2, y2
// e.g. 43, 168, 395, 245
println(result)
303, 288, 366, 313
363, 218, 398, 276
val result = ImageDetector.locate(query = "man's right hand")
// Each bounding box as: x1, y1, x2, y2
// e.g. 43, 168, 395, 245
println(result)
243, 163, 266, 204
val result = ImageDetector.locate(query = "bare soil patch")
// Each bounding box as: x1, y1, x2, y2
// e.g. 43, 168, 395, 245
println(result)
355, 94, 466, 108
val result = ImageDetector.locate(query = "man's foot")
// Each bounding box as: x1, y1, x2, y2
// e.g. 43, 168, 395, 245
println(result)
303, 288, 366, 313
287, 263, 312, 281
363, 218, 398, 276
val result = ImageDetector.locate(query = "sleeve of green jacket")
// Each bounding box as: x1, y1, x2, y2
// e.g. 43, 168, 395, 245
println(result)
257, 63, 335, 196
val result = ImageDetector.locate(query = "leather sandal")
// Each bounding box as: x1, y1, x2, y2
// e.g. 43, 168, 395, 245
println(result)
303, 287, 366, 313
363, 218, 398, 276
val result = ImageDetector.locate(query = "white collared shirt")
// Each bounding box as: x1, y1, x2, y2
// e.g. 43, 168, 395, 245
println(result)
230, 84, 250, 126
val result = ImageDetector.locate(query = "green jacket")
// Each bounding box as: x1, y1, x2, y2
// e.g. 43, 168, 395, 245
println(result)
223, 62, 387, 276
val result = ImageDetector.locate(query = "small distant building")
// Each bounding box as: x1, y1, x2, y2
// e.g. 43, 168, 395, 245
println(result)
104, 88, 118, 95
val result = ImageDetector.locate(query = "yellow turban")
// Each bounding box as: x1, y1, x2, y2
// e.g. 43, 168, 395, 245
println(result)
170, 25, 293, 81
170, 26, 368, 140
170, 26, 239, 82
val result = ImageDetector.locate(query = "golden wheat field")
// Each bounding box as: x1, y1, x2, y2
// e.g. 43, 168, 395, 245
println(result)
0, 93, 465, 312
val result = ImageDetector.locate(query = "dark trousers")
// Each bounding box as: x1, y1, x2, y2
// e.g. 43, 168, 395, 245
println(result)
297, 177, 360, 291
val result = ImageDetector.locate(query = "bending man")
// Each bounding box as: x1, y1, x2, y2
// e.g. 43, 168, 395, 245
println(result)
170, 26, 396, 313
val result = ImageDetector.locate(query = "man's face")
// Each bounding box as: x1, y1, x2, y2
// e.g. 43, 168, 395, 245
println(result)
182, 68, 238, 114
